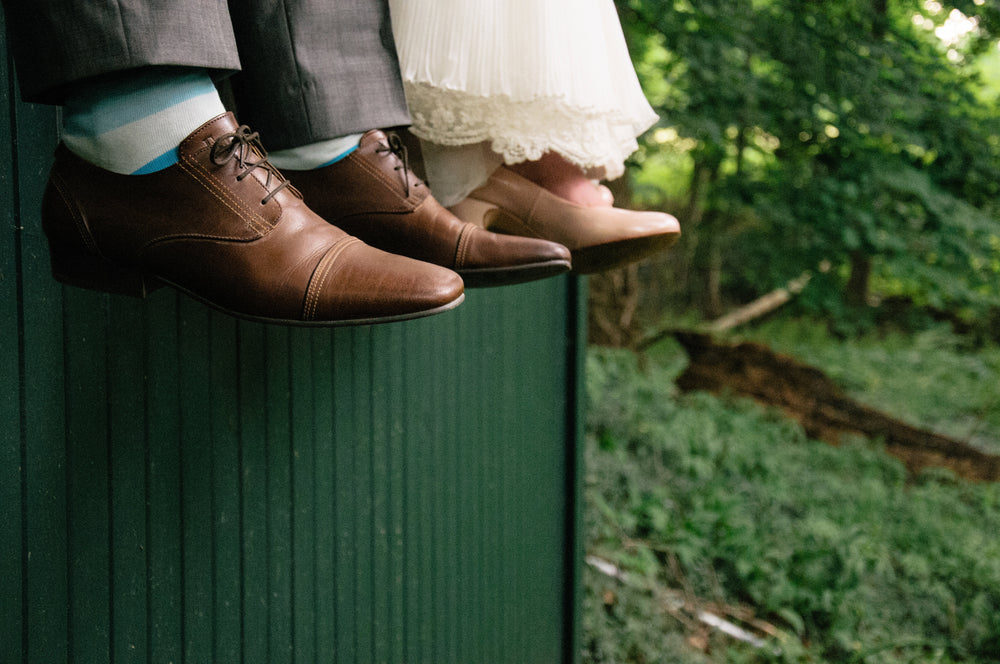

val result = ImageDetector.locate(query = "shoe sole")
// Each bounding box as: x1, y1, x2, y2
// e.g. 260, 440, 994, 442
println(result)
51, 262, 466, 327
458, 258, 572, 288
570, 232, 681, 274
163, 279, 467, 327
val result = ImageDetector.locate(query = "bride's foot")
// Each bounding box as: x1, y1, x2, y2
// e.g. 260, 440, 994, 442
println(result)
507, 152, 613, 208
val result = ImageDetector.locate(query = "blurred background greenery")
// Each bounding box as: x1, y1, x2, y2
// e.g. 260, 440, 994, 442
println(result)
582, 2, 1000, 661
592, 0, 1000, 344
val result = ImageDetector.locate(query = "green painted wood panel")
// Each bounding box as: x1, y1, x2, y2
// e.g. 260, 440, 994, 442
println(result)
2, 13, 585, 664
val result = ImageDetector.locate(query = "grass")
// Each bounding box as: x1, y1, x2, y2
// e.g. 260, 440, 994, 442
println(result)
737, 319, 1000, 454
583, 318, 1000, 663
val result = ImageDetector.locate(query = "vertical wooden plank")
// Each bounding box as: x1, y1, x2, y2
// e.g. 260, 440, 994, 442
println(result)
107, 297, 151, 664
264, 325, 293, 664
516, 284, 540, 662
369, 324, 391, 664
548, 280, 575, 664
564, 275, 588, 664
237, 321, 269, 661
401, 317, 436, 664
146, 291, 184, 664
499, 285, 526, 662
209, 313, 242, 662
289, 326, 317, 664
350, 327, 374, 662
438, 313, 460, 664
471, 294, 491, 664
366, 321, 407, 664
16, 92, 70, 664
524, 276, 570, 664
383, 323, 407, 664
452, 295, 478, 664
497, 287, 520, 662
177, 300, 215, 662
330, 326, 357, 664
417, 315, 445, 663
519, 282, 544, 662
309, 329, 337, 663
527, 280, 573, 664
0, 21, 25, 661
63, 291, 112, 663
474, 295, 494, 663
473, 298, 497, 664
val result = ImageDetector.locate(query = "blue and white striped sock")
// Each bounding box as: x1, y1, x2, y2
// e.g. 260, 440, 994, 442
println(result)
267, 134, 364, 171
61, 68, 226, 175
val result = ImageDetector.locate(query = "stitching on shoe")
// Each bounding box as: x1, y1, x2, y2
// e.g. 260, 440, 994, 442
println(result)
189, 143, 273, 229
180, 148, 272, 237
352, 151, 400, 190
455, 223, 475, 269
350, 151, 420, 209
303, 236, 361, 320
49, 169, 103, 257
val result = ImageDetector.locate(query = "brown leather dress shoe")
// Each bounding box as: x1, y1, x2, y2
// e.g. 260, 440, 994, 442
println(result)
286, 131, 572, 287
449, 166, 681, 274
41, 113, 464, 326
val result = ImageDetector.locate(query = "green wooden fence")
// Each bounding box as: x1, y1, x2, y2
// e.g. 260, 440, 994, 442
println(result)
1, 13, 585, 663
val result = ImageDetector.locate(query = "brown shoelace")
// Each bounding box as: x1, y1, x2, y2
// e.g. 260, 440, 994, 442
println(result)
375, 132, 421, 198
211, 125, 292, 205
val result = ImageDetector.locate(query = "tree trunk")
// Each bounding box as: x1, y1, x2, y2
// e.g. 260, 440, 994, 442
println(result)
845, 250, 871, 307
706, 242, 724, 319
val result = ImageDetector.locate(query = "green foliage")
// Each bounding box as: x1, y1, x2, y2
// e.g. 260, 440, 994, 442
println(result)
583, 337, 1000, 663
616, 0, 1000, 326
975, 48, 1000, 100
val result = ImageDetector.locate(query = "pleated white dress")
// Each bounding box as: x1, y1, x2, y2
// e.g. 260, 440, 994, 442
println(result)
389, 0, 659, 206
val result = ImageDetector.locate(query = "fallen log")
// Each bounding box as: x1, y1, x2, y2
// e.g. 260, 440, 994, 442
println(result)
704, 272, 812, 334
672, 331, 1000, 482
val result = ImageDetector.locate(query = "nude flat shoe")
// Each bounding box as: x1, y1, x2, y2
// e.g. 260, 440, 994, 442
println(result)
449, 166, 680, 274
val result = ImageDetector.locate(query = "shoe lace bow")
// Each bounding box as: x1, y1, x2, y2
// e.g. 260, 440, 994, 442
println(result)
211, 125, 292, 205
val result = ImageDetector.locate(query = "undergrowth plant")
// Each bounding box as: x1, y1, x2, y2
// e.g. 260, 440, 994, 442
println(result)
583, 338, 1000, 663
739, 319, 1000, 454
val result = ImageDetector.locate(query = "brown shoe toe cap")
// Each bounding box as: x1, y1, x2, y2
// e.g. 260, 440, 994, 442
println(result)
306, 240, 465, 324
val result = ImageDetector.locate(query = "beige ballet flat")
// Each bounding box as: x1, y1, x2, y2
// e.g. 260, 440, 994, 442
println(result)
450, 166, 680, 274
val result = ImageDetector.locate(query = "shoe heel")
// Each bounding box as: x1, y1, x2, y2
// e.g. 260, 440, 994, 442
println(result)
47, 242, 159, 297
449, 197, 500, 229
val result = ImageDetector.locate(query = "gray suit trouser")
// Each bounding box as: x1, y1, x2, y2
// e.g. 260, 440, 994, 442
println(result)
1, 0, 410, 149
